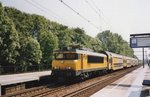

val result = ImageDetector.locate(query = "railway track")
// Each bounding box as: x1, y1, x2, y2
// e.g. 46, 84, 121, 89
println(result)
2, 66, 140, 97
52, 66, 140, 97
2, 83, 64, 97
62, 67, 138, 97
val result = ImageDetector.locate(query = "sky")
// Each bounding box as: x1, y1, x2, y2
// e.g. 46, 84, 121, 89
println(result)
0, 0, 150, 60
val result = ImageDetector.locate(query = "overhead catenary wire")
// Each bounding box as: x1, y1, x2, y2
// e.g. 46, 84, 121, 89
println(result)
25, 0, 63, 24
59, 0, 99, 30
85, 0, 102, 31
85, 0, 101, 17
89, 0, 112, 30
25, 0, 45, 13
90, 0, 103, 15
31, 0, 69, 25
24, 0, 65, 33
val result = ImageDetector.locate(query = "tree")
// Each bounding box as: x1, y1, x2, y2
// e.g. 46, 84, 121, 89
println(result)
38, 31, 58, 65
73, 27, 85, 34
89, 38, 102, 52
97, 30, 113, 51
17, 35, 42, 71
97, 30, 134, 57
57, 29, 72, 49
0, 3, 20, 65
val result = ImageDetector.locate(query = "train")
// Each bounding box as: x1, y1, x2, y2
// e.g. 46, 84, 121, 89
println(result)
51, 46, 139, 79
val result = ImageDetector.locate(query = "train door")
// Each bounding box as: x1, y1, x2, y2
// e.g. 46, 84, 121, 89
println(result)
109, 54, 113, 69
81, 54, 83, 70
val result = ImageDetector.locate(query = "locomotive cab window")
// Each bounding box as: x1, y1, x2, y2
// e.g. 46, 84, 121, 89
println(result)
88, 55, 104, 63
55, 53, 79, 60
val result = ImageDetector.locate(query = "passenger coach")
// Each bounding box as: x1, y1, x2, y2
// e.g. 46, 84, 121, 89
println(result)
99, 51, 124, 70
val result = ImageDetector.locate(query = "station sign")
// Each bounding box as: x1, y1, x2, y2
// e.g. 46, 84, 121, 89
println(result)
130, 33, 150, 48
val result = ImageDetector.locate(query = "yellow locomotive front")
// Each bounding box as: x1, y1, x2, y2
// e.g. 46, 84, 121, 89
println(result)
52, 50, 82, 77
51, 46, 108, 79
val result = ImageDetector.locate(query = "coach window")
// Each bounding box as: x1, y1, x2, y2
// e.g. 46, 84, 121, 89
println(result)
88, 55, 104, 63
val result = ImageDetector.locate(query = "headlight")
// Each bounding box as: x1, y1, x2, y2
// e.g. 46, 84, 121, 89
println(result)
53, 66, 59, 69
66, 66, 71, 69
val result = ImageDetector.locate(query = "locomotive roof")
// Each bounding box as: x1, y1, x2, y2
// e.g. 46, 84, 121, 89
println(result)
76, 49, 106, 57
54, 49, 107, 57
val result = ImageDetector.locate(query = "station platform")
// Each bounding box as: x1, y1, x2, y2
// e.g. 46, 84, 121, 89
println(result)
0, 70, 51, 86
91, 65, 150, 97
0, 70, 51, 95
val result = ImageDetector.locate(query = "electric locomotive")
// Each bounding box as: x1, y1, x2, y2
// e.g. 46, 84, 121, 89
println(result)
51, 46, 108, 78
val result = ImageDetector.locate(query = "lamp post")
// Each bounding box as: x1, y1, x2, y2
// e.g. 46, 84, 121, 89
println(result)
143, 48, 144, 68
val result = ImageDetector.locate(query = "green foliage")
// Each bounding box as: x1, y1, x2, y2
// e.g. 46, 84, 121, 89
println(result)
57, 29, 73, 48
18, 35, 42, 65
16, 35, 42, 72
71, 28, 102, 51
0, 3, 20, 65
38, 31, 58, 64
5, 7, 58, 66
73, 27, 85, 34
97, 30, 134, 57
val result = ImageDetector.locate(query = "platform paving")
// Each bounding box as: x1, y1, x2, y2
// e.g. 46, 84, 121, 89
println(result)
91, 65, 149, 97
0, 71, 51, 86
0, 71, 51, 96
